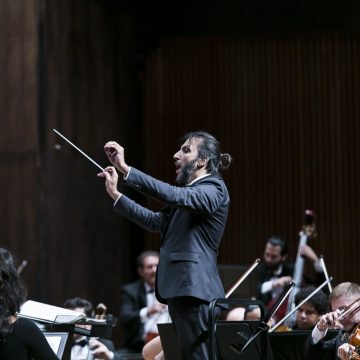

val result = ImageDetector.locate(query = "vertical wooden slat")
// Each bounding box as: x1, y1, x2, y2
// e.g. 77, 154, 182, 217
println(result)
143, 32, 360, 286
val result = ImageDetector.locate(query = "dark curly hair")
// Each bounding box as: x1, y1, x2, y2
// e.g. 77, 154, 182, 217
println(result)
0, 248, 27, 338
294, 285, 329, 315
63, 297, 93, 317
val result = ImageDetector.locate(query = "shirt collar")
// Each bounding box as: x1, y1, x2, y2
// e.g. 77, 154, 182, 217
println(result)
187, 173, 211, 186
144, 282, 154, 293
273, 264, 283, 276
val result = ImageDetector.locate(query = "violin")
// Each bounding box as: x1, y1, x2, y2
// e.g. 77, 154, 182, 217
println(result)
348, 324, 360, 360
336, 297, 360, 360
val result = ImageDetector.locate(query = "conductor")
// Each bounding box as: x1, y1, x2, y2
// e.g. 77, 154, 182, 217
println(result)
98, 131, 232, 359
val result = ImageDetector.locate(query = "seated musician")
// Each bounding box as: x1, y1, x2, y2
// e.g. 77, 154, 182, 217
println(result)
292, 285, 328, 330
306, 282, 360, 360
256, 236, 325, 318
64, 297, 119, 360
0, 248, 59, 359
118, 251, 169, 355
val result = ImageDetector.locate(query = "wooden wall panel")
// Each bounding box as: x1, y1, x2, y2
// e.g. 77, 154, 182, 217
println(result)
0, 0, 41, 300
0, 1, 141, 337
0, 0, 38, 152
142, 33, 360, 288
2, 0, 360, 343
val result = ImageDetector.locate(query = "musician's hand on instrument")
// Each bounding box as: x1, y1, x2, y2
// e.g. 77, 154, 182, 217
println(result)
98, 166, 121, 201
273, 276, 293, 289
267, 317, 275, 328
337, 343, 356, 360
317, 309, 342, 332
299, 244, 319, 263
89, 338, 115, 359
147, 302, 167, 317
104, 141, 130, 175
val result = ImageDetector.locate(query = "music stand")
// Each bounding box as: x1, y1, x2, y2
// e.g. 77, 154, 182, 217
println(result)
215, 320, 273, 360
208, 299, 270, 360
37, 316, 117, 360
269, 329, 338, 360
43, 332, 69, 359
36, 323, 74, 360
209, 282, 294, 360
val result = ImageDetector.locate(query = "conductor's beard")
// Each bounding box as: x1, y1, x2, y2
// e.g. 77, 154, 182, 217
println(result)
176, 159, 198, 186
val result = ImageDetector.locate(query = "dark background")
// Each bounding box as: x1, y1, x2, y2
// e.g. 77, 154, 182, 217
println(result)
1, 0, 359, 346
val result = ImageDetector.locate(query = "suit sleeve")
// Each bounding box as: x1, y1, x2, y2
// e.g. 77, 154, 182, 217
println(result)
125, 168, 227, 215
114, 195, 167, 233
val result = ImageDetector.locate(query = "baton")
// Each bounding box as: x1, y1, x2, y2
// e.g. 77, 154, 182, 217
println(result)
53, 129, 105, 171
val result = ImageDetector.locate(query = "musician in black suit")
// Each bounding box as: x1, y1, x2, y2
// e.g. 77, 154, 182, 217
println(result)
306, 282, 360, 360
256, 236, 325, 309
118, 251, 168, 354
63, 297, 116, 360
98, 131, 232, 359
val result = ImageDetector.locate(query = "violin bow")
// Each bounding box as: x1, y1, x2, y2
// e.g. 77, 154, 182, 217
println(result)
225, 258, 261, 298
269, 277, 333, 333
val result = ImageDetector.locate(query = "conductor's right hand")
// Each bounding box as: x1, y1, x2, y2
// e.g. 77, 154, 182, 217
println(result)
98, 166, 121, 201
104, 141, 130, 176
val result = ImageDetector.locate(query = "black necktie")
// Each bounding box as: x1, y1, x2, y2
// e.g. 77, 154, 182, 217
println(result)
147, 288, 155, 294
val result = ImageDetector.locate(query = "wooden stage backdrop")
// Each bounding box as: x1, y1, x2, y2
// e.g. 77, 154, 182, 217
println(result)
0, 0, 359, 346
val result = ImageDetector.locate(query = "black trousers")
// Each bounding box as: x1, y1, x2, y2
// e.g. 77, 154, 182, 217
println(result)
168, 296, 210, 360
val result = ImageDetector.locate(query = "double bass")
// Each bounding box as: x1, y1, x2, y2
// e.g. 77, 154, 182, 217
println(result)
283, 209, 317, 328
268, 210, 317, 328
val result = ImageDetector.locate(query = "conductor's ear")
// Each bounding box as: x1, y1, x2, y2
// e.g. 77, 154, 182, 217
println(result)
197, 157, 208, 168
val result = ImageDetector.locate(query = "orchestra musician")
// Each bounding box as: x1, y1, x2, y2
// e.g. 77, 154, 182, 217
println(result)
306, 282, 360, 360
256, 236, 325, 319
118, 251, 168, 354
98, 131, 232, 359
292, 285, 329, 330
0, 248, 59, 359
63, 297, 117, 360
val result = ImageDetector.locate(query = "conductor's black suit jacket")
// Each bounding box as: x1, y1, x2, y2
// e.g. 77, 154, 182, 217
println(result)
115, 168, 229, 304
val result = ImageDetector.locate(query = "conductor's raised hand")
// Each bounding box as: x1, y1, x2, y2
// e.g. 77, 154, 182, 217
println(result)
104, 141, 129, 176
97, 166, 121, 201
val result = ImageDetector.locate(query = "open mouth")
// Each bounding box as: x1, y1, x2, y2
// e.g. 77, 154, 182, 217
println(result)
175, 162, 181, 174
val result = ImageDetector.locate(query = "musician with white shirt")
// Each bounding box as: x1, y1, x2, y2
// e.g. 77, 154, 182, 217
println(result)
118, 251, 168, 355
306, 282, 360, 360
